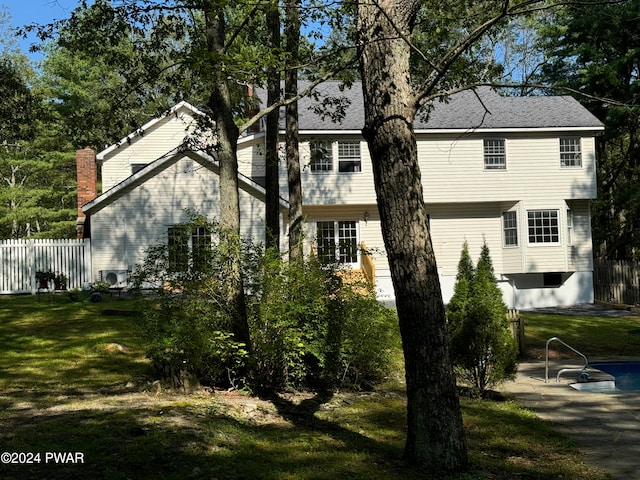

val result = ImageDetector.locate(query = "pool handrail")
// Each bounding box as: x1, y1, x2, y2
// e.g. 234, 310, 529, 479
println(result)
545, 336, 589, 383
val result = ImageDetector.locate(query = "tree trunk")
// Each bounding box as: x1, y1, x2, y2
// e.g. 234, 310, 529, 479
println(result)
285, 0, 303, 260
265, 1, 281, 252
357, 0, 467, 471
204, 5, 251, 350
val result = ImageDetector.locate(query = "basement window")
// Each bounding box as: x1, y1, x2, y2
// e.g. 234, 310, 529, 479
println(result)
543, 273, 563, 287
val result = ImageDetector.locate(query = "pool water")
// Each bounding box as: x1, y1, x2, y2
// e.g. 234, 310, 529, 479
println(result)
589, 362, 640, 391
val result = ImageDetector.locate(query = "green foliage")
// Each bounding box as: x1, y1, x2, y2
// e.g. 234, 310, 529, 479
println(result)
536, 0, 640, 259
133, 216, 399, 393
448, 242, 518, 397
0, 147, 77, 239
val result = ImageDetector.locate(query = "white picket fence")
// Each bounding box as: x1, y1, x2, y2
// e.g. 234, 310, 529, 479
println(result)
0, 239, 92, 294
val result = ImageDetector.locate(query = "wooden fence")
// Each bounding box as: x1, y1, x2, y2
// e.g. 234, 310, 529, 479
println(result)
594, 259, 640, 305
0, 239, 92, 294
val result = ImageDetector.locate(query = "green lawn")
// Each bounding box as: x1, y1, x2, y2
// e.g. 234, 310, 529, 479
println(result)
522, 311, 640, 359
0, 295, 611, 479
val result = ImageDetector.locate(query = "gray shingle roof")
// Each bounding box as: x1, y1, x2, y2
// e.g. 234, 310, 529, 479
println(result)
262, 81, 603, 131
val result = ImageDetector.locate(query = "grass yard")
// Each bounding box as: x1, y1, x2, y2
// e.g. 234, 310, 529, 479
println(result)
0, 294, 611, 479
522, 311, 640, 359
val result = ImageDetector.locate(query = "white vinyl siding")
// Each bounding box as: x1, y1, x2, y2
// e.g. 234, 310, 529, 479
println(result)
101, 106, 200, 192
426, 203, 505, 276
88, 156, 268, 280
418, 134, 597, 203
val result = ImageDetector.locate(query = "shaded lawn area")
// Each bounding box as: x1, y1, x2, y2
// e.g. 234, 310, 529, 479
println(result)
0, 295, 610, 480
521, 311, 640, 360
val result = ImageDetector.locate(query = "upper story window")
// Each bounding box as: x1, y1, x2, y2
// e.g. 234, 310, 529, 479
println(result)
316, 220, 359, 266
560, 137, 582, 167
309, 140, 362, 173
527, 210, 559, 244
483, 139, 506, 170
309, 140, 333, 172
502, 211, 518, 246
338, 141, 361, 172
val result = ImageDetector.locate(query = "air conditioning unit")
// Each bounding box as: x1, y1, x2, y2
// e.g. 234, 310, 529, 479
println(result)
100, 270, 129, 288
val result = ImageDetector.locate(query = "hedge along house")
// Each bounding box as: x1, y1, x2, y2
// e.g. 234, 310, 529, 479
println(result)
78, 84, 604, 308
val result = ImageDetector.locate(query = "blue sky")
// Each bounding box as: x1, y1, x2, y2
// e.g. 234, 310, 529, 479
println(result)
4, 0, 77, 60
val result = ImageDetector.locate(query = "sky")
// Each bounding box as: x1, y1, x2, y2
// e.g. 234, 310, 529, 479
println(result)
3, 0, 77, 61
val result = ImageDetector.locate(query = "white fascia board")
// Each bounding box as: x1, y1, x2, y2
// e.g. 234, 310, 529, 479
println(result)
97, 101, 205, 160
414, 126, 605, 135
283, 130, 364, 136
238, 131, 266, 144
283, 126, 604, 136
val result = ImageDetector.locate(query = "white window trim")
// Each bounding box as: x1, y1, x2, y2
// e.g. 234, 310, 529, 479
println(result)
314, 220, 360, 268
308, 140, 362, 174
566, 209, 573, 246
527, 210, 560, 245
559, 137, 582, 168
502, 211, 518, 247
483, 138, 507, 171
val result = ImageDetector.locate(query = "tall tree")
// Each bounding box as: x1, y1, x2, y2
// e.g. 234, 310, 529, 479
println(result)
202, 3, 251, 348
285, 0, 303, 259
537, 0, 640, 259
265, 0, 281, 252
356, 1, 467, 469
355, 0, 546, 470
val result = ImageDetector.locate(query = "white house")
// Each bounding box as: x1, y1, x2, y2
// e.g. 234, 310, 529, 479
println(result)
78, 83, 604, 308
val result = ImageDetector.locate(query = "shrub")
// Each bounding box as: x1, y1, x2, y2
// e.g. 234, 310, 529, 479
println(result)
133, 216, 399, 393
448, 241, 518, 397
247, 252, 399, 392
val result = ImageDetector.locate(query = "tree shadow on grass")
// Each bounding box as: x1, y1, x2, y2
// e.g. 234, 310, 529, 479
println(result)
0, 389, 424, 480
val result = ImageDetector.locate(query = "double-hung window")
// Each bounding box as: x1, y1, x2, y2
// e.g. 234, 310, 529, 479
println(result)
316, 220, 359, 266
309, 140, 333, 172
309, 140, 362, 173
527, 210, 559, 244
338, 141, 361, 172
484, 139, 506, 170
502, 211, 518, 246
560, 137, 582, 167
566, 209, 573, 245
168, 225, 212, 271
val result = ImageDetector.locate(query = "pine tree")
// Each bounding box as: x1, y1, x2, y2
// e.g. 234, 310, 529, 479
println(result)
447, 241, 474, 355
448, 242, 518, 397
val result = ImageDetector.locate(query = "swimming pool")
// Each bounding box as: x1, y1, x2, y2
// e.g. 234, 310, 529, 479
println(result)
570, 362, 640, 392
590, 362, 640, 391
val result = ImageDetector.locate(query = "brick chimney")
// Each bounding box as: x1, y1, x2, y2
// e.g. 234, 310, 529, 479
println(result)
76, 147, 97, 239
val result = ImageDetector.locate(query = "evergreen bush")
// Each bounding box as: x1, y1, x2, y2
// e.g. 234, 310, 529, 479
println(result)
447, 241, 518, 397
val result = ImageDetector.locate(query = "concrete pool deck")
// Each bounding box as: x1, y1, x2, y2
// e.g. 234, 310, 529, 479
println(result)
504, 360, 640, 479
502, 304, 640, 479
